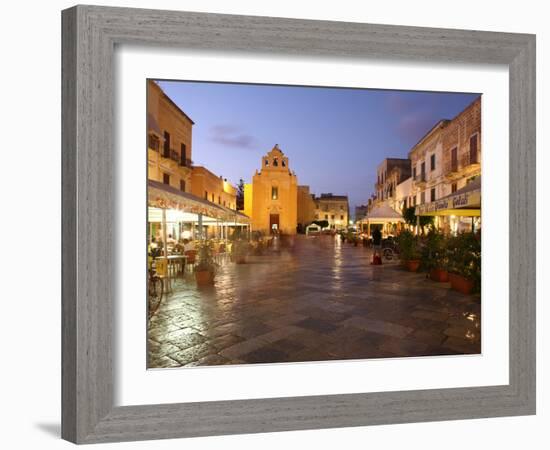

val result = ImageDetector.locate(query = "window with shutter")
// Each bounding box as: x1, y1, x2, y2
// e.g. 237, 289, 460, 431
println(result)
470, 135, 478, 164
163, 131, 170, 157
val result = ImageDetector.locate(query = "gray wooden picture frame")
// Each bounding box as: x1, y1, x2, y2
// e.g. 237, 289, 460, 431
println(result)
61, 5, 536, 444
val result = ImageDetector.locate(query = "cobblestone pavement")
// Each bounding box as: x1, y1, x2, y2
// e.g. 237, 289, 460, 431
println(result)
148, 235, 481, 368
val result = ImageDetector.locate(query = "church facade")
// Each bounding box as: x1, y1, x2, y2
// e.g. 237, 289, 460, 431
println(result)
244, 145, 298, 235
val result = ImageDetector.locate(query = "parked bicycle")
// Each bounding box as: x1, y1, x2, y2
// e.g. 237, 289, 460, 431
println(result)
381, 237, 399, 261
147, 265, 164, 320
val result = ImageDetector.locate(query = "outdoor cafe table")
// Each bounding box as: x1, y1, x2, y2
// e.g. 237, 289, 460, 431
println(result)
155, 254, 187, 279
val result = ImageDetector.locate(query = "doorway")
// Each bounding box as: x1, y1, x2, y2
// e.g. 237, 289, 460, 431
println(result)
269, 214, 280, 233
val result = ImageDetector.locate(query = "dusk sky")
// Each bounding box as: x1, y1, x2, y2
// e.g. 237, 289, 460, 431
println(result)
157, 80, 480, 215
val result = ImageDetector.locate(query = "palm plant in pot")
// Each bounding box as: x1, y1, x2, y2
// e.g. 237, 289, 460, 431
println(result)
446, 232, 481, 294
422, 229, 449, 282
397, 229, 421, 272
194, 241, 218, 286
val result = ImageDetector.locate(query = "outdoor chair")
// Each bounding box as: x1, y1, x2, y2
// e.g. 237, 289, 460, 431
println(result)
154, 257, 172, 294
184, 250, 197, 272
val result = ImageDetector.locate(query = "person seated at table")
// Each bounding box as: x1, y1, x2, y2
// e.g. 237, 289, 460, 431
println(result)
148, 237, 162, 258
173, 240, 185, 254
183, 239, 195, 252
157, 238, 165, 252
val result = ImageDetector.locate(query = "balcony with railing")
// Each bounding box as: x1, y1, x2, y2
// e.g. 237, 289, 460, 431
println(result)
414, 172, 427, 185
444, 159, 459, 178
444, 152, 480, 179
159, 147, 182, 165
461, 151, 480, 168
179, 158, 193, 168
148, 134, 160, 151
168, 149, 180, 162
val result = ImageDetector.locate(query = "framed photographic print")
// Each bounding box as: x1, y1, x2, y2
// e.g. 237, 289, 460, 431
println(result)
62, 5, 536, 444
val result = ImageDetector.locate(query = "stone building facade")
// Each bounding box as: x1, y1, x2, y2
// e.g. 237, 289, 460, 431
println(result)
440, 97, 482, 193
355, 204, 369, 223
190, 166, 237, 210
244, 145, 298, 235
314, 194, 349, 230
375, 158, 411, 203
147, 80, 194, 192
408, 119, 448, 208
297, 185, 316, 231
409, 97, 481, 208
408, 97, 481, 232
394, 176, 413, 213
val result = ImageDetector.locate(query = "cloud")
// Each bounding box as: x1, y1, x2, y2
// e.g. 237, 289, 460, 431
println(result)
210, 125, 258, 150
385, 93, 417, 114
397, 111, 438, 142
385, 93, 440, 142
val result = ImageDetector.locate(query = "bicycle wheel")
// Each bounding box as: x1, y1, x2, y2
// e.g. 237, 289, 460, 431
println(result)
382, 248, 394, 260
148, 277, 164, 319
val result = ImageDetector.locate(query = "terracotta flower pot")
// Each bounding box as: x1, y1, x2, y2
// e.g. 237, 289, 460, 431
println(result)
448, 273, 474, 294
430, 268, 449, 282
405, 259, 421, 272
195, 270, 215, 286
371, 254, 382, 265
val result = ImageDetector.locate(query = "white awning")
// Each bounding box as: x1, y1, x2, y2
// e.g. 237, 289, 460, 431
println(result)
363, 203, 404, 223
148, 180, 250, 224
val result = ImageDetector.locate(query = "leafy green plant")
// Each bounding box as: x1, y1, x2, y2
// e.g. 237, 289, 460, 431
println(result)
421, 228, 447, 271
232, 239, 250, 260
195, 241, 218, 273
236, 178, 245, 211
402, 206, 434, 234
346, 230, 358, 244
397, 229, 420, 261
446, 232, 481, 292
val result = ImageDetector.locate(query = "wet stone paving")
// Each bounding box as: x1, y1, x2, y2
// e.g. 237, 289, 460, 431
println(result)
148, 235, 481, 368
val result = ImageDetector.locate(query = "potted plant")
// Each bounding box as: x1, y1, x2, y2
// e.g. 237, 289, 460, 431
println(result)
250, 231, 266, 256
397, 229, 421, 272
229, 228, 249, 263
422, 229, 449, 282
346, 230, 358, 246
194, 241, 218, 286
446, 232, 481, 294
232, 239, 250, 264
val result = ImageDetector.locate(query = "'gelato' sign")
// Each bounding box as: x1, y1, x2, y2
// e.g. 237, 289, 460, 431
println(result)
415, 190, 480, 215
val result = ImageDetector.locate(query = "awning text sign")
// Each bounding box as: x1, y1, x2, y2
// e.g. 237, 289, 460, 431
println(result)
416, 190, 480, 216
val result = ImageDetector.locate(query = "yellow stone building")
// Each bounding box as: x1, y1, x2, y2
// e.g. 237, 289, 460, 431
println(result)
314, 194, 349, 230
191, 166, 237, 210
147, 80, 250, 244
147, 80, 194, 192
244, 145, 298, 235
297, 185, 317, 230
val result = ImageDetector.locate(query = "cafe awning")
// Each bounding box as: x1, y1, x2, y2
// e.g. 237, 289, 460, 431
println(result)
416, 177, 481, 217
362, 202, 404, 223
148, 180, 250, 224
